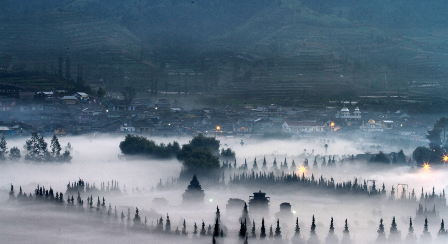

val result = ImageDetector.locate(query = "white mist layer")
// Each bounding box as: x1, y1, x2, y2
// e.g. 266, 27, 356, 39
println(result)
0, 134, 446, 244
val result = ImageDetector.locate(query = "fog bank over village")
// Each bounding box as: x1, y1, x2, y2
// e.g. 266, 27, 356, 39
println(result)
3, 0, 448, 243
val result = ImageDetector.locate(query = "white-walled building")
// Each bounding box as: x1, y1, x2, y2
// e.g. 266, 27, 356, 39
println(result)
282, 121, 326, 134
336, 107, 361, 120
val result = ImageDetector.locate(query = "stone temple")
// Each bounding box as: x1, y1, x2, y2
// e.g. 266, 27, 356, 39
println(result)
182, 175, 205, 204
248, 191, 270, 217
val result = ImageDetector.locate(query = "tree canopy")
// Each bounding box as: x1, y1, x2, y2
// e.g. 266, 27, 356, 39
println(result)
369, 151, 390, 164
119, 134, 180, 158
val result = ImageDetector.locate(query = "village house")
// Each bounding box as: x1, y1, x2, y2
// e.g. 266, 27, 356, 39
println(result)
0, 99, 16, 111
61, 96, 77, 105
360, 119, 384, 133
74, 92, 89, 102
254, 104, 284, 118
335, 107, 361, 120
282, 121, 327, 134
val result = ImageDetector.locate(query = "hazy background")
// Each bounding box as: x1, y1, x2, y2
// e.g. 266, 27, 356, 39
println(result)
1, 135, 447, 243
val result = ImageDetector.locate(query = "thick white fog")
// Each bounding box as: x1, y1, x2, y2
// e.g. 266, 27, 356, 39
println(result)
1, 134, 447, 244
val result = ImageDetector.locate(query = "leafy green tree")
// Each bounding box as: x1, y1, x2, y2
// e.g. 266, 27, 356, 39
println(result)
369, 151, 390, 164
397, 150, 407, 164
9, 147, 21, 161
25, 133, 40, 162
188, 133, 220, 155
38, 135, 49, 161
61, 148, 72, 162
179, 147, 220, 173
119, 134, 180, 158
427, 117, 448, 149
0, 136, 7, 160
220, 148, 235, 159
50, 135, 62, 159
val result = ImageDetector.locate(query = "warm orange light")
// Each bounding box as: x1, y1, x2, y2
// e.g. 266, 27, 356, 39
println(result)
216, 126, 221, 131
423, 163, 430, 170
443, 155, 448, 162
331, 122, 335, 127
300, 166, 306, 173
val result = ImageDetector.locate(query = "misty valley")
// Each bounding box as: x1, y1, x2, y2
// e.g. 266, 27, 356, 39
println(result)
3, 0, 448, 243
1, 134, 448, 244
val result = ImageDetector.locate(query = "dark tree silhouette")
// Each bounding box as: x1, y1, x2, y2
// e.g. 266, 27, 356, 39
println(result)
376, 218, 386, 243
9, 146, 21, 161
260, 218, 266, 239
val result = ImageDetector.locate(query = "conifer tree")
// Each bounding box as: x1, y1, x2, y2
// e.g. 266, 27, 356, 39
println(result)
390, 216, 398, 233
269, 225, 273, 238
310, 215, 317, 236
182, 219, 188, 236
388, 216, 401, 242
439, 219, 446, 234
212, 235, 216, 244
251, 220, 256, 238
295, 217, 301, 236
157, 217, 163, 232
262, 157, 267, 171
274, 219, 281, 239
239, 220, 246, 239
25, 133, 40, 161
207, 224, 212, 236
341, 219, 352, 244
50, 135, 62, 160
329, 217, 334, 234
193, 222, 198, 236
260, 218, 266, 239
213, 216, 220, 237
420, 217, 432, 243
325, 217, 338, 244
165, 214, 171, 233
38, 135, 49, 160
376, 218, 386, 243
200, 221, 206, 236
240, 203, 250, 228
244, 236, 248, 244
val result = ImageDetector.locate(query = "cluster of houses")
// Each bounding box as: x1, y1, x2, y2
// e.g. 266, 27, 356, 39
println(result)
0, 91, 429, 140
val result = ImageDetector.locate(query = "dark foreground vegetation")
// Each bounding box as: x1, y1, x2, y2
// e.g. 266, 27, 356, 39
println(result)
119, 134, 235, 177
7, 180, 448, 244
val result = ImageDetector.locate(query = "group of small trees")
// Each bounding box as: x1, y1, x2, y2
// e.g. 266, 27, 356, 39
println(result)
119, 134, 180, 158
0, 136, 21, 161
369, 150, 407, 164
25, 133, 71, 162
120, 134, 228, 177
411, 117, 448, 166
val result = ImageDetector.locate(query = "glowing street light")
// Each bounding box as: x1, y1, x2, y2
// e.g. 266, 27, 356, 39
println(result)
300, 166, 306, 173
443, 155, 448, 163
423, 163, 430, 171
215, 126, 221, 137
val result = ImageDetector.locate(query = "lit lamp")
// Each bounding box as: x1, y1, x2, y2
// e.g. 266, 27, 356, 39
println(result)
216, 126, 220, 137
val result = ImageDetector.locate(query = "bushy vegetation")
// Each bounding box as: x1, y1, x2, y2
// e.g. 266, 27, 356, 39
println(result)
120, 133, 225, 175
119, 134, 180, 158
369, 151, 390, 164
25, 134, 71, 163
220, 148, 236, 160
410, 117, 448, 167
